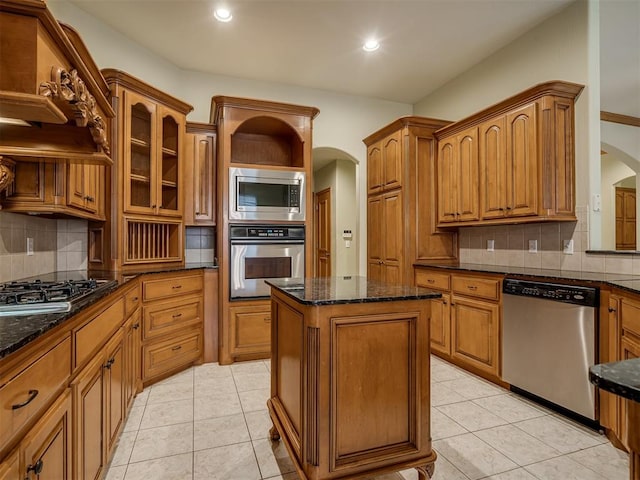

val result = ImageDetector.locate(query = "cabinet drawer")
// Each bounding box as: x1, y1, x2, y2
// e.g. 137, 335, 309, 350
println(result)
124, 284, 141, 317
143, 274, 203, 302
143, 296, 202, 340
0, 337, 71, 451
452, 275, 501, 301
143, 330, 202, 381
621, 296, 640, 336
415, 269, 450, 291
74, 298, 125, 368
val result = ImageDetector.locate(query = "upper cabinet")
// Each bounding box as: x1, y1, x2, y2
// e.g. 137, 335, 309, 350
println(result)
435, 81, 583, 227
96, 69, 193, 271
364, 117, 458, 286
184, 122, 217, 226
123, 90, 184, 218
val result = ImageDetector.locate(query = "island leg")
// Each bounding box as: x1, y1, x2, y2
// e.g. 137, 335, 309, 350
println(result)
269, 424, 281, 441
415, 462, 435, 479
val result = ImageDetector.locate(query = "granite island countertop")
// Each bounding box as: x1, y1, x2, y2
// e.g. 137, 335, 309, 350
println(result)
0, 263, 217, 359
589, 358, 640, 403
266, 276, 442, 306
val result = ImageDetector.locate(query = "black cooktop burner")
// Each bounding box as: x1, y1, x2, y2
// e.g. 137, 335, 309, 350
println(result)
0, 279, 100, 305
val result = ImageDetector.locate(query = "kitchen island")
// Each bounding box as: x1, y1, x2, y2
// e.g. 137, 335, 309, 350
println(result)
266, 276, 441, 480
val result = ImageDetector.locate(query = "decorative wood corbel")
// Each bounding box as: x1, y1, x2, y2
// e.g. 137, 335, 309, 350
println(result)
0, 156, 16, 201
39, 67, 111, 156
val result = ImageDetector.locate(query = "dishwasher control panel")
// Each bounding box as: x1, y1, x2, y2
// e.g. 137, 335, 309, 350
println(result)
503, 279, 599, 307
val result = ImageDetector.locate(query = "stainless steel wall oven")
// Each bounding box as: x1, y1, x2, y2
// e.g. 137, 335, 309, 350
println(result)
229, 225, 304, 299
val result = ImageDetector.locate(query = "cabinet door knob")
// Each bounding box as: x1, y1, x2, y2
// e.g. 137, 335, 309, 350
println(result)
608, 307, 617, 313
442, 300, 447, 305
11, 389, 39, 410
133, 323, 140, 330
104, 358, 114, 369
132, 297, 139, 302
26, 459, 44, 476
506, 206, 512, 210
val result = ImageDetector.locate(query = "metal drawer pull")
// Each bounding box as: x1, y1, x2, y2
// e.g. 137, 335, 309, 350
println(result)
172, 285, 182, 289
172, 345, 182, 351
467, 285, 478, 290
26, 459, 44, 475
427, 279, 435, 283
12, 389, 39, 410
172, 313, 183, 318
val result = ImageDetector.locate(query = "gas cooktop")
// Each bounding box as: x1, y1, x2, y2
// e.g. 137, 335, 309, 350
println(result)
0, 278, 110, 317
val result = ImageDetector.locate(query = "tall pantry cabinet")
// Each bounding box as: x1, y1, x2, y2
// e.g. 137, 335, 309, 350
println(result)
363, 117, 458, 286
90, 70, 193, 271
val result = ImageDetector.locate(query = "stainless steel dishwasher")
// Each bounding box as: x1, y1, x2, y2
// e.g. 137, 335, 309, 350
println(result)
502, 278, 599, 421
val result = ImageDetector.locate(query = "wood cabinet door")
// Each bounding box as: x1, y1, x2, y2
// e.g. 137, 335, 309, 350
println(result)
103, 330, 125, 459
229, 304, 271, 357
0, 449, 19, 480
382, 190, 403, 285
456, 127, 480, 222
21, 390, 72, 480
123, 90, 157, 215
156, 105, 184, 218
450, 295, 499, 376
67, 164, 101, 216
436, 138, 458, 224
367, 141, 383, 195
382, 130, 402, 191
186, 133, 216, 225
72, 354, 105, 480
506, 103, 537, 217
430, 293, 451, 356
480, 117, 507, 220
124, 309, 142, 411
367, 195, 384, 281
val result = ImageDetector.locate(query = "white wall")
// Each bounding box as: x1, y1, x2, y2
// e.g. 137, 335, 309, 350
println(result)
48, 0, 413, 275
334, 160, 358, 276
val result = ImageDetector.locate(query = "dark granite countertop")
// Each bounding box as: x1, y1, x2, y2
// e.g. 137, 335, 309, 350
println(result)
589, 358, 640, 403
413, 262, 640, 294
266, 276, 442, 306
0, 263, 217, 360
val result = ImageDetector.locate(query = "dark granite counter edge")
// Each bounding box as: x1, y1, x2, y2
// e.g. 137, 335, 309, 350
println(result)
589, 359, 640, 403
275, 290, 442, 306
0, 263, 217, 359
413, 262, 640, 295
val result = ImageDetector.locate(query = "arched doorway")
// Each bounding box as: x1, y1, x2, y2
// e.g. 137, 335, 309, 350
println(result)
312, 147, 359, 277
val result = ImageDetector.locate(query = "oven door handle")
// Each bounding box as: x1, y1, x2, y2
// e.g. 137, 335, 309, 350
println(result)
230, 240, 305, 245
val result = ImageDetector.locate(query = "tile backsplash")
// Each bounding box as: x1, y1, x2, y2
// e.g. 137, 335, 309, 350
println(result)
458, 205, 640, 274
0, 212, 88, 282
185, 226, 216, 264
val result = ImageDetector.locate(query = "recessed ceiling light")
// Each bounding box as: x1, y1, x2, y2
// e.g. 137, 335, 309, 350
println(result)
363, 39, 380, 52
214, 7, 232, 22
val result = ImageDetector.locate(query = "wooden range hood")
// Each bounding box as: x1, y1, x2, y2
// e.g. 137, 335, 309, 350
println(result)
0, 0, 115, 168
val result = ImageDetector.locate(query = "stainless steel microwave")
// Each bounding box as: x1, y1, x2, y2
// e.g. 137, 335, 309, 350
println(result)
229, 167, 305, 221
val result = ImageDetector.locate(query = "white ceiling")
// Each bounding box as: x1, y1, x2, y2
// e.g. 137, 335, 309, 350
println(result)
67, 0, 580, 105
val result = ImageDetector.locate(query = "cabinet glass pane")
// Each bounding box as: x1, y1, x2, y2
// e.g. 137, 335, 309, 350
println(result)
130, 104, 152, 208
161, 115, 179, 211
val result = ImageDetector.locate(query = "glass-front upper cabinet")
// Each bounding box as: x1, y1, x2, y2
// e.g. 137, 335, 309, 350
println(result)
123, 90, 183, 217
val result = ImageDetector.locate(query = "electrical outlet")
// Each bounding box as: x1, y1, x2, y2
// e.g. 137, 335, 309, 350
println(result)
26, 237, 34, 256
487, 239, 495, 252
528, 239, 538, 253
563, 239, 574, 254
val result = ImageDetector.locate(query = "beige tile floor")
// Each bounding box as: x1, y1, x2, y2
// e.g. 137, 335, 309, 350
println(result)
105, 356, 629, 480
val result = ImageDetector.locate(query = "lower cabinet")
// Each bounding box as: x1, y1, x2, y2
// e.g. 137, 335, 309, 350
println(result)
228, 301, 271, 359
72, 327, 125, 480
124, 309, 142, 411
16, 389, 72, 480
415, 267, 502, 382
0, 449, 19, 479
141, 271, 204, 384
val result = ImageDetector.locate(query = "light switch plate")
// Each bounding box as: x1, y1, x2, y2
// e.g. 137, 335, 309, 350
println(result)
487, 239, 495, 252
26, 237, 34, 256
528, 239, 538, 253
